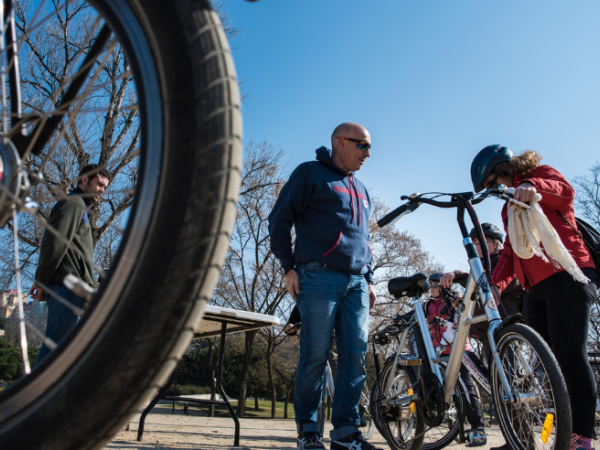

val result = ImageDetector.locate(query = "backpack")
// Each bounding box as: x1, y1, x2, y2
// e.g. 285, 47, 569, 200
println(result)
558, 212, 600, 276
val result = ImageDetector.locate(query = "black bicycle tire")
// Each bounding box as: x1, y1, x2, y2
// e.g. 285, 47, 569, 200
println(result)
491, 324, 571, 450
360, 383, 374, 439
317, 395, 327, 439
371, 359, 425, 450
0, 0, 241, 449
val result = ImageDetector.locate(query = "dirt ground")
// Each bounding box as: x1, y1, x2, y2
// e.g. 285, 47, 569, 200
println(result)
105, 405, 508, 450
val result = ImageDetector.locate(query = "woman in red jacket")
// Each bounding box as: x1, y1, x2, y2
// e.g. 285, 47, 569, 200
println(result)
471, 145, 597, 450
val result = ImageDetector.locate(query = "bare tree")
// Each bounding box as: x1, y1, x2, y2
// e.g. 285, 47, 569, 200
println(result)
368, 197, 443, 332
573, 162, 600, 351
0, 0, 238, 347
0, 0, 139, 300
211, 140, 291, 416
573, 162, 600, 229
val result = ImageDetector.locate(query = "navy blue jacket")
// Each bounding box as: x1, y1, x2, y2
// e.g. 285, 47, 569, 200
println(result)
268, 147, 373, 283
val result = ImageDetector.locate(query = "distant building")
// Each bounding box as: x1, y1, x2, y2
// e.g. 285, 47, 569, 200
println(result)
0, 290, 27, 320
2, 290, 47, 348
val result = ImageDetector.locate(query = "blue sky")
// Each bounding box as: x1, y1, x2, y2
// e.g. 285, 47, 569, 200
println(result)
225, 0, 600, 272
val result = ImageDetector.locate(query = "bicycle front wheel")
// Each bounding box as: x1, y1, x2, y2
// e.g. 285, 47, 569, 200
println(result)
0, 0, 241, 449
370, 359, 425, 450
491, 324, 571, 450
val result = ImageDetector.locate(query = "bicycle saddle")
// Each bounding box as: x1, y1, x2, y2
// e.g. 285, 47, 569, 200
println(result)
388, 272, 430, 298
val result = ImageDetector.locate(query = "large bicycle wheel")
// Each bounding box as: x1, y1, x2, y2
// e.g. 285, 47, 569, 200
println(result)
360, 382, 374, 439
370, 360, 425, 450
0, 0, 241, 449
421, 366, 463, 450
491, 324, 571, 450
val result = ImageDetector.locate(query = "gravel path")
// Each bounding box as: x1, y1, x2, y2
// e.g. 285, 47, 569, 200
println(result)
105, 406, 508, 449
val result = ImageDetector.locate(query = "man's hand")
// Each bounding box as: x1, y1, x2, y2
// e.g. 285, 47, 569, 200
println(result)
29, 283, 45, 302
285, 270, 300, 299
284, 323, 297, 336
368, 283, 377, 309
513, 182, 537, 204
440, 272, 455, 289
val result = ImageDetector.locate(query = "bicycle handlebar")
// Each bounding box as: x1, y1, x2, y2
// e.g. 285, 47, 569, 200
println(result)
377, 203, 415, 227
378, 186, 541, 229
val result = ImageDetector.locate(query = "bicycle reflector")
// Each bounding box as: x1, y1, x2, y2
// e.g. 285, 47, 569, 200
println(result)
407, 388, 416, 413
541, 413, 554, 443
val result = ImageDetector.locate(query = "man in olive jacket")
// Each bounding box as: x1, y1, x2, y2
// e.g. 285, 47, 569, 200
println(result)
30, 164, 109, 364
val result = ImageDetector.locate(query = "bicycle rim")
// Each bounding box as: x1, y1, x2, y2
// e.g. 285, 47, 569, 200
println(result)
371, 360, 425, 450
492, 324, 571, 450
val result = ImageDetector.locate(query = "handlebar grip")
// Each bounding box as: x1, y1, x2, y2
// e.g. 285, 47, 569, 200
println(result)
377, 204, 408, 227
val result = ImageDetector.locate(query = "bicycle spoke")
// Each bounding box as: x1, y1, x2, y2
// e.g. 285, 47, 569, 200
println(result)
12, 208, 31, 375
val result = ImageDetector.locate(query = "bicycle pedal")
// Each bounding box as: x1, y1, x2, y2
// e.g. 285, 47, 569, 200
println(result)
464, 428, 487, 447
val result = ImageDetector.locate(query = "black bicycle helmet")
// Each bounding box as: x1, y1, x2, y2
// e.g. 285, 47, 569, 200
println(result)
470, 145, 512, 193
428, 272, 444, 284
469, 223, 504, 242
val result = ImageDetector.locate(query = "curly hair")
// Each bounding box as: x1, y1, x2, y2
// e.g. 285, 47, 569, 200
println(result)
494, 149, 542, 180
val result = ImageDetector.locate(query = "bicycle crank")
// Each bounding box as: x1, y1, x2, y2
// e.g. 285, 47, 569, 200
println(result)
422, 372, 445, 427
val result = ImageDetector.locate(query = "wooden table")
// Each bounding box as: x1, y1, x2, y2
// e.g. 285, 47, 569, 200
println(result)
136, 305, 279, 446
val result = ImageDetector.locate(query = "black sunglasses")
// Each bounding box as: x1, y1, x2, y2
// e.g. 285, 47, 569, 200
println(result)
335, 136, 371, 152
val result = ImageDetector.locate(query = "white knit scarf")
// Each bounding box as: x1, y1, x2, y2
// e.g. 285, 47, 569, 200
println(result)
507, 198, 590, 284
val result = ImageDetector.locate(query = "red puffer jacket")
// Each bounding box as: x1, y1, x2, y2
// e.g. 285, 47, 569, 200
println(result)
493, 165, 595, 291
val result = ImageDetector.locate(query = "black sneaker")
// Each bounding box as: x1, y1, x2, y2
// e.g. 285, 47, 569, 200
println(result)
331, 432, 383, 450
297, 431, 325, 449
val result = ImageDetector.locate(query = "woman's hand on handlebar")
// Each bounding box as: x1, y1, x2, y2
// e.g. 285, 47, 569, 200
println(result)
513, 182, 537, 204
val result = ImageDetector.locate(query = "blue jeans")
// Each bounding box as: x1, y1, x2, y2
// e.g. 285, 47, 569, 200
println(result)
35, 284, 85, 365
294, 263, 370, 440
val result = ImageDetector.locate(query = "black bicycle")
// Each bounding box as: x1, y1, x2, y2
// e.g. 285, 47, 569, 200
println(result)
0, 1, 242, 449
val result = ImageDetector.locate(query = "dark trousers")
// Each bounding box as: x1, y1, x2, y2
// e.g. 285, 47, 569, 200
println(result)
460, 364, 485, 429
525, 268, 597, 438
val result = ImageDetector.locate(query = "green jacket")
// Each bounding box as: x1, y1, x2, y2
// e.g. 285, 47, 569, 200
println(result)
35, 188, 95, 288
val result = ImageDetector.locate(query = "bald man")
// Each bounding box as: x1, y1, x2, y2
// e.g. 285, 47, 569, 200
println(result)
269, 123, 381, 450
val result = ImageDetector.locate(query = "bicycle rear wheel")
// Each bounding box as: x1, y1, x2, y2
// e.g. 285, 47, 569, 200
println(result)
491, 324, 571, 450
370, 359, 425, 450
0, 0, 241, 449
360, 382, 374, 439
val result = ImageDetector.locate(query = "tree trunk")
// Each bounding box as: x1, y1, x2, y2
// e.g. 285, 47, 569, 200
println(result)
254, 392, 259, 411
284, 384, 291, 419
266, 339, 277, 418
236, 330, 257, 417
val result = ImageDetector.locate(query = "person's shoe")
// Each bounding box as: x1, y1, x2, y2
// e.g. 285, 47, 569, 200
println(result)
465, 428, 487, 447
331, 432, 383, 450
297, 431, 325, 450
